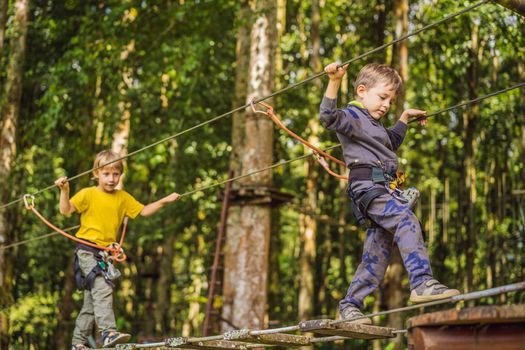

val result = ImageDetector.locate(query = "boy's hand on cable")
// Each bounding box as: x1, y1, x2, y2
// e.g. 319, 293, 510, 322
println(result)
163, 192, 181, 203
324, 62, 348, 81
400, 109, 427, 126
54, 176, 70, 193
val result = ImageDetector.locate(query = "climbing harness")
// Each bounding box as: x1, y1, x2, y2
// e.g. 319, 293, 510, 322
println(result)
250, 100, 420, 226
74, 244, 121, 290
250, 99, 348, 180
347, 166, 420, 226
22, 194, 128, 263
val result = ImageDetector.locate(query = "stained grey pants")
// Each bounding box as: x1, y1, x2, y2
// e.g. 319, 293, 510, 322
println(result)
72, 250, 116, 346
340, 180, 433, 310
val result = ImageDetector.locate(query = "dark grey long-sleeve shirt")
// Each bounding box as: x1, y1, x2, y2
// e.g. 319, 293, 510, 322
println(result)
319, 96, 407, 175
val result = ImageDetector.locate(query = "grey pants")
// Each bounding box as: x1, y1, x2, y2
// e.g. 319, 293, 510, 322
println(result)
340, 180, 433, 310
72, 250, 117, 346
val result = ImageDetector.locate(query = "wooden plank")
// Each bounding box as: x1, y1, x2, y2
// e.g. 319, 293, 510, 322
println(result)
184, 340, 254, 350
299, 319, 395, 339
238, 333, 312, 346
222, 329, 311, 347
114, 345, 194, 350
161, 337, 256, 350
407, 304, 525, 328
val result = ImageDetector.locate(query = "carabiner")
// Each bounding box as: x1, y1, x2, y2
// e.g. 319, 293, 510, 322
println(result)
23, 194, 35, 210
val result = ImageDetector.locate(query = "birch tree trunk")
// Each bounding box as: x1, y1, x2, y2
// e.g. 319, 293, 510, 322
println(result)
222, 0, 253, 332
225, 0, 277, 330
0, 0, 29, 347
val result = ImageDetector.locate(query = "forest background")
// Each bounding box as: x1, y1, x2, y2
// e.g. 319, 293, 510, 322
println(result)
0, 0, 524, 349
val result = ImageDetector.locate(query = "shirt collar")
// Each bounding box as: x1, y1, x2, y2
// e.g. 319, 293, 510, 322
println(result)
348, 100, 365, 108
348, 100, 382, 126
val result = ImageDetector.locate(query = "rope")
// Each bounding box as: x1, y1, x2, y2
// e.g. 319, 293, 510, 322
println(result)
251, 100, 348, 180
410, 81, 525, 124
0, 0, 489, 211
22, 194, 128, 262
116, 281, 525, 349
3, 81, 524, 251
0, 226, 78, 250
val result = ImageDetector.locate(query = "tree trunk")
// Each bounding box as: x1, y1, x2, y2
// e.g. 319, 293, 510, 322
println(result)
228, 0, 276, 329
154, 222, 176, 334
111, 41, 135, 188
274, 0, 286, 91
182, 239, 205, 337
519, 60, 525, 180
392, 0, 408, 111
0, 1, 29, 347
267, 0, 286, 328
383, 1, 408, 348
54, 264, 76, 350
0, 0, 7, 56
298, 0, 321, 325
462, 23, 480, 294
222, 0, 252, 333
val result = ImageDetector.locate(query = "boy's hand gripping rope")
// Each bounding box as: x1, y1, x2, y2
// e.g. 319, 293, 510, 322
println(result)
250, 99, 348, 181
23, 194, 128, 262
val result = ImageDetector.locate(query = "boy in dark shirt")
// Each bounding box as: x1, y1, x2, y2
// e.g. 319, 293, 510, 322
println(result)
319, 62, 459, 324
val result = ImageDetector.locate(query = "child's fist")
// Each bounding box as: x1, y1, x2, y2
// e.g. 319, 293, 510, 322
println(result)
54, 176, 70, 192
400, 108, 427, 125
164, 192, 181, 203
324, 62, 348, 81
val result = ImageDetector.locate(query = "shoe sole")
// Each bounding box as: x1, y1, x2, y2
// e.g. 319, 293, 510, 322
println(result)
352, 319, 373, 325
339, 317, 373, 325
103, 334, 132, 348
409, 289, 460, 303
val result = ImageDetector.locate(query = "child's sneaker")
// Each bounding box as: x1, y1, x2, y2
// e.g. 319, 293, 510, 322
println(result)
409, 279, 460, 303
339, 305, 372, 325
71, 344, 91, 350
102, 331, 132, 348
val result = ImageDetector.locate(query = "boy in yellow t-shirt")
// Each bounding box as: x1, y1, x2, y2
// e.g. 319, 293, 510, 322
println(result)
55, 150, 181, 350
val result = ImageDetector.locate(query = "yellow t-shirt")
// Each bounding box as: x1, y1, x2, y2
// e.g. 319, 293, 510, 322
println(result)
70, 186, 144, 247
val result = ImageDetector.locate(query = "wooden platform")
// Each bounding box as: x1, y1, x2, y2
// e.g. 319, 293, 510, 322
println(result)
407, 304, 525, 349
299, 319, 395, 339
234, 333, 311, 346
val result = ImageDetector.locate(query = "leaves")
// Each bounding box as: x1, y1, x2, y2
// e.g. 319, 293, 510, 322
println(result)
2, 0, 524, 347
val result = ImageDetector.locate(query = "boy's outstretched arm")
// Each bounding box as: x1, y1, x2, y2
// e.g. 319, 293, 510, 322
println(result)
398, 108, 427, 125
55, 176, 76, 216
319, 62, 356, 134
323, 62, 348, 99
388, 108, 427, 150
140, 192, 181, 217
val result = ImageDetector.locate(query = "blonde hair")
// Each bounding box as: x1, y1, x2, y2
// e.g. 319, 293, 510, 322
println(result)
354, 63, 403, 96
92, 150, 124, 176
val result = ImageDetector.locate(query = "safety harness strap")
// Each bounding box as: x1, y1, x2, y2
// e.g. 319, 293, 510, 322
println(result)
74, 246, 116, 290
351, 186, 389, 226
